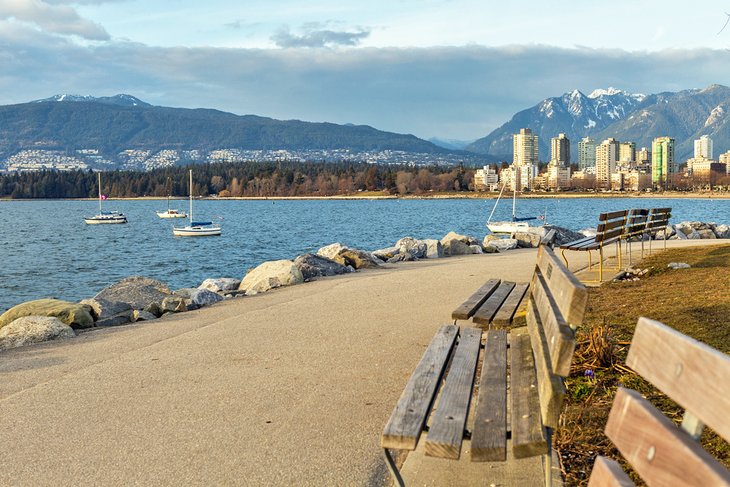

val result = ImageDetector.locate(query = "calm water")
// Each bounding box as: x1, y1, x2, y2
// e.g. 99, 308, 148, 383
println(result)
1, 197, 728, 311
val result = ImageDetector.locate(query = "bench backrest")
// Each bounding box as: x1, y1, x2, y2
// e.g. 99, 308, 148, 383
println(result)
645, 207, 672, 235
588, 317, 730, 486
594, 210, 629, 243
623, 208, 649, 239
526, 245, 588, 428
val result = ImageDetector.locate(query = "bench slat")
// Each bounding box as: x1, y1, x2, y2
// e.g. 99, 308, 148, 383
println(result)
525, 299, 566, 429
531, 272, 576, 377
605, 387, 730, 486
471, 330, 508, 461
626, 317, 730, 443
381, 325, 459, 450
535, 245, 587, 328
451, 279, 501, 320
510, 331, 548, 458
561, 235, 597, 249
425, 327, 482, 459
587, 456, 636, 487
599, 210, 629, 220
472, 281, 516, 326
491, 283, 528, 326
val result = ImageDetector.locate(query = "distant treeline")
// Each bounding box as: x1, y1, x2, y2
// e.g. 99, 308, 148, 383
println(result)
0, 161, 477, 198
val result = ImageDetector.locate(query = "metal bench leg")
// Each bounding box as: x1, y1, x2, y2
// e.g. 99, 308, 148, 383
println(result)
617, 240, 622, 270
544, 427, 553, 487
383, 448, 405, 487
561, 248, 569, 269
599, 246, 603, 282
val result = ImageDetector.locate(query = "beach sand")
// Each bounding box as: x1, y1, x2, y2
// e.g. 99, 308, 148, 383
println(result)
0, 240, 720, 486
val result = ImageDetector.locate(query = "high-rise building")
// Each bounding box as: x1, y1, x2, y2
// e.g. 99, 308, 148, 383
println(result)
619, 142, 636, 164
473, 165, 499, 191
595, 138, 619, 188
577, 137, 596, 171
550, 133, 570, 166
651, 137, 676, 188
694, 135, 713, 160
513, 128, 539, 167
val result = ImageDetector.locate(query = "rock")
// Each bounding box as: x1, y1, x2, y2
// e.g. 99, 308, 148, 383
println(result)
198, 278, 241, 293
579, 228, 597, 238
94, 276, 172, 310
239, 259, 305, 295
0, 299, 94, 330
482, 244, 499, 253
316, 243, 349, 265
161, 296, 187, 313
387, 252, 415, 263
133, 310, 157, 322
687, 221, 712, 231
698, 229, 717, 239
79, 297, 132, 321
545, 226, 587, 246
485, 238, 519, 252
316, 243, 382, 269
144, 302, 163, 317
422, 239, 443, 258
483, 234, 501, 246
396, 237, 427, 259
372, 246, 398, 261
440, 231, 479, 246
442, 239, 472, 256
713, 224, 730, 238
175, 288, 224, 308
469, 245, 484, 254
668, 262, 691, 269
0, 316, 75, 351
294, 253, 351, 280
96, 315, 133, 327
513, 232, 542, 248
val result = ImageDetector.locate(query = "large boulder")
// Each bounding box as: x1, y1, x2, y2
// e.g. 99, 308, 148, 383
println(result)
161, 296, 187, 313
0, 316, 75, 351
316, 243, 382, 269
422, 239, 443, 259
316, 243, 349, 265
698, 229, 716, 239
513, 232, 542, 248
174, 288, 224, 309
294, 253, 351, 280
79, 297, 133, 327
0, 299, 94, 330
485, 238, 519, 252
713, 223, 730, 238
546, 226, 587, 246
239, 260, 305, 295
441, 231, 477, 256
198, 278, 241, 293
396, 237, 428, 259
674, 223, 700, 239
372, 246, 399, 261
440, 231, 479, 247
94, 276, 173, 310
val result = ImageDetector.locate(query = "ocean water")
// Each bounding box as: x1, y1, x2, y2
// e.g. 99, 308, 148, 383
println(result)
1, 197, 728, 311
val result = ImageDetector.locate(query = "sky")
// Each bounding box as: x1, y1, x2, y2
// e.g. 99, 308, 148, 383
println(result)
1, 0, 730, 141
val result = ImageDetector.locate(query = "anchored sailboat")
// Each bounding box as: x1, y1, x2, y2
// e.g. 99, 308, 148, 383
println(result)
486, 181, 543, 234
172, 170, 221, 237
157, 177, 187, 218
84, 173, 127, 225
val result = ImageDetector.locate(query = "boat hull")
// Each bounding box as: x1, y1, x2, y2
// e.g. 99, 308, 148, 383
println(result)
172, 225, 221, 237
84, 214, 127, 225
487, 221, 531, 234
157, 211, 188, 219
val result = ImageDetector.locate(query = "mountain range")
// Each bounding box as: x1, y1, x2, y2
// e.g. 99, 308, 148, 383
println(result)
467, 84, 730, 162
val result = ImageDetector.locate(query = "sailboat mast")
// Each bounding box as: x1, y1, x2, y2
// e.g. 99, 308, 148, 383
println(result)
98, 172, 102, 213
188, 169, 193, 224
512, 184, 517, 221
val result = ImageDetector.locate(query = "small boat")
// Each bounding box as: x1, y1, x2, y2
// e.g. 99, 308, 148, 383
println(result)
173, 170, 221, 237
84, 173, 127, 225
486, 180, 542, 234
157, 178, 187, 218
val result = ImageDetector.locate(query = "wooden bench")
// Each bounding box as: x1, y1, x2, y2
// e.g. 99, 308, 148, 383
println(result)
560, 210, 629, 282
644, 207, 672, 254
381, 245, 588, 486
620, 208, 649, 266
587, 317, 730, 486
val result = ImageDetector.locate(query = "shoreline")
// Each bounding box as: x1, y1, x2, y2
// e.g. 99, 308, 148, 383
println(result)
2, 191, 730, 201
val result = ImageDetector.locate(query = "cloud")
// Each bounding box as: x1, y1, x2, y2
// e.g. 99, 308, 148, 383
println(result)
0, 0, 109, 40
0, 32, 729, 140
272, 25, 370, 48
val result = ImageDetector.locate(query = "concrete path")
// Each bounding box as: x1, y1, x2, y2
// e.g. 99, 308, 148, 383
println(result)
0, 240, 720, 486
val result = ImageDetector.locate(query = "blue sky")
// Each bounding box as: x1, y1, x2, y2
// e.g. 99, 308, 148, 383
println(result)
2, 0, 730, 140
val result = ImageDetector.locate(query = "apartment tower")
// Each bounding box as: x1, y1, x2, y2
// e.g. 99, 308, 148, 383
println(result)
513, 128, 539, 167
652, 137, 676, 188
595, 138, 619, 188
694, 135, 713, 160
578, 137, 596, 171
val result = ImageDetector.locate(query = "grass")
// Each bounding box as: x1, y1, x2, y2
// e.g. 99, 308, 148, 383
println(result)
556, 243, 730, 486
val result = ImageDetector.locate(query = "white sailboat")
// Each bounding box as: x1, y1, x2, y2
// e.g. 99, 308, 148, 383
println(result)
486, 181, 543, 234
157, 177, 187, 218
173, 170, 221, 237
84, 172, 127, 225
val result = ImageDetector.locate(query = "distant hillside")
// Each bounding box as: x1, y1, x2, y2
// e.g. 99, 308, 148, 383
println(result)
0, 95, 459, 161
467, 85, 730, 161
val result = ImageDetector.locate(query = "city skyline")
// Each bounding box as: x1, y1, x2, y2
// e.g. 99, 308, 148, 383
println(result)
1, 1, 730, 140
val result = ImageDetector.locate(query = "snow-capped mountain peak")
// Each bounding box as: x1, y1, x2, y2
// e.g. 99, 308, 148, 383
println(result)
33, 94, 151, 108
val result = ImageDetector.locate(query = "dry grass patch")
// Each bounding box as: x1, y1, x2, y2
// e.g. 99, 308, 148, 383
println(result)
557, 243, 730, 486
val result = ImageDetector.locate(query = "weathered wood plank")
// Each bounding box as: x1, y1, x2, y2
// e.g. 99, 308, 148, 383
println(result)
472, 281, 516, 326
538, 247, 581, 301
451, 279, 501, 320
381, 325, 458, 450
530, 271, 576, 376
587, 456, 635, 487
524, 300, 566, 429
626, 317, 730, 443
491, 283, 529, 326
599, 210, 629, 221
510, 331, 548, 458
605, 387, 730, 486
471, 330, 507, 462
425, 327, 482, 459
